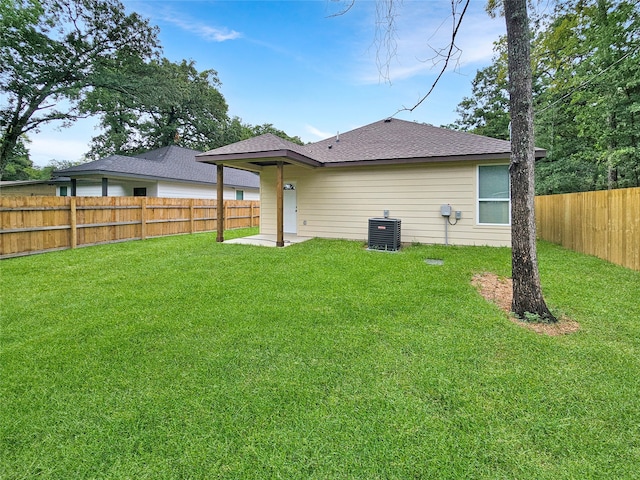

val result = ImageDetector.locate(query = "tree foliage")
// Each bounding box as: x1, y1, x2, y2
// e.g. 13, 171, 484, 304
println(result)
1, 0, 301, 176
535, 0, 640, 193
244, 122, 304, 146
221, 118, 303, 147
0, 0, 160, 178
453, 44, 510, 140
82, 58, 230, 159
0, 137, 37, 180
454, 0, 640, 194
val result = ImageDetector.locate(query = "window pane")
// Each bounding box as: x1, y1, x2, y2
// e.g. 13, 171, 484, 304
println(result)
479, 165, 509, 199
236, 190, 244, 200
479, 201, 509, 224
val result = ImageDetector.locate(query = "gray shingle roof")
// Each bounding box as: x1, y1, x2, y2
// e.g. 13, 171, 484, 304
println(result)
55, 145, 259, 188
305, 119, 514, 163
202, 133, 310, 157
197, 118, 545, 167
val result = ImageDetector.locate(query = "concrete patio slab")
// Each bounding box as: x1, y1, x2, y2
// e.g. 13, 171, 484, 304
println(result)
224, 234, 313, 247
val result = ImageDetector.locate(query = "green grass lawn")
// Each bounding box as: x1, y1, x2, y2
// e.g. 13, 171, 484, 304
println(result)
1, 228, 639, 479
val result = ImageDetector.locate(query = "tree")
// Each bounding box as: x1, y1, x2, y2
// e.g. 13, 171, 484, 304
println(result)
35, 158, 84, 179
454, 0, 640, 194
82, 58, 304, 159
453, 56, 510, 140
504, 0, 555, 321
219, 118, 304, 148
83, 58, 230, 158
0, 0, 159, 178
535, 0, 640, 192
246, 123, 304, 145
0, 137, 36, 180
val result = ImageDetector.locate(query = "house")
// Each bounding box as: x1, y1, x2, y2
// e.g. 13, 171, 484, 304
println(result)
0, 178, 67, 196
53, 145, 259, 200
197, 118, 545, 247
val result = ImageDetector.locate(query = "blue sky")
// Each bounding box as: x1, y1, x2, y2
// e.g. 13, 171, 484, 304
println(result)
29, 0, 506, 167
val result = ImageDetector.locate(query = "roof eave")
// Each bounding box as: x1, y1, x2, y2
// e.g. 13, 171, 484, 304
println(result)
197, 149, 322, 169
321, 149, 546, 167
321, 152, 513, 168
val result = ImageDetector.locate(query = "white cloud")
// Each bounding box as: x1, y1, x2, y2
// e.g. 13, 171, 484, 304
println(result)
305, 124, 334, 140
159, 10, 241, 42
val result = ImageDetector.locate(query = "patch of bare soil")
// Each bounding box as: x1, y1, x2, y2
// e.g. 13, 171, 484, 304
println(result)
471, 272, 580, 336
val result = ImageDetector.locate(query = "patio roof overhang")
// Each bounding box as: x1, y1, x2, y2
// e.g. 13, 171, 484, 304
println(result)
196, 149, 322, 173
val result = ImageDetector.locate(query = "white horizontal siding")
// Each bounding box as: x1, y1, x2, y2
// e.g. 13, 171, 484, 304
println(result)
157, 181, 259, 200
76, 183, 128, 196
74, 180, 154, 197
260, 162, 511, 247
71, 179, 259, 199
157, 181, 217, 199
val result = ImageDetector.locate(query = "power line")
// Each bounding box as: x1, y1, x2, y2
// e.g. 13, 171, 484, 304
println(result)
537, 45, 640, 114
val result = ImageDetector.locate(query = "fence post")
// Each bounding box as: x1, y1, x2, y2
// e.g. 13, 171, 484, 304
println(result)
250, 202, 254, 227
70, 197, 77, 249
190, 199, 195, 234
140, 197, 147, 240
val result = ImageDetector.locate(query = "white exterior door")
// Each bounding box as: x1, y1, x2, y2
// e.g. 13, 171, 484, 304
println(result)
283, 183, 297, 234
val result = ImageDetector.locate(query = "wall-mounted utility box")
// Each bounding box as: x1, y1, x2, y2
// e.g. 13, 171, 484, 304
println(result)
440, 204, 452, 217
368, 218, 401, 251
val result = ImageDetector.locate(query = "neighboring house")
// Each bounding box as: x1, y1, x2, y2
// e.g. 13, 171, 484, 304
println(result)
197, 118, 545, 247
0, 178, 67, 196
54, 145, 259, 200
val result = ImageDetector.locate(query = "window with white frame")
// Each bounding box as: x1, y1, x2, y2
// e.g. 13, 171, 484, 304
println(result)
235, 190, 244, 200
478, 165, 510, 225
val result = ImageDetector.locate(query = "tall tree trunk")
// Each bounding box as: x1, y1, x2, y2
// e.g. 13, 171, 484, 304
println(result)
504, 0, 556, 322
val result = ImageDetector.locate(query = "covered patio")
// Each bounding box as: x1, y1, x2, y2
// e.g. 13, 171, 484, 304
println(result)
224, 233, 313, 247
196, 134, 320, 247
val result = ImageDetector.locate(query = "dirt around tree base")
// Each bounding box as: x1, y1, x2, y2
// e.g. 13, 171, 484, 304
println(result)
471, 273, 580, 336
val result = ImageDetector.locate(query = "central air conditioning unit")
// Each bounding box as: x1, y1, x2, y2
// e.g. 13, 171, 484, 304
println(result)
368, 218, 401, 251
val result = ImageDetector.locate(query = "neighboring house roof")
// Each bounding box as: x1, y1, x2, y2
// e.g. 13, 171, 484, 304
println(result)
55, 145, 259, 188
197, 118, 546, 170
1, 178, 70, 187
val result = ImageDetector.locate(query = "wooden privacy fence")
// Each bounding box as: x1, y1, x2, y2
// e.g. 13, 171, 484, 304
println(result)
535, 187, 639, 271
0, 197, 260, 259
